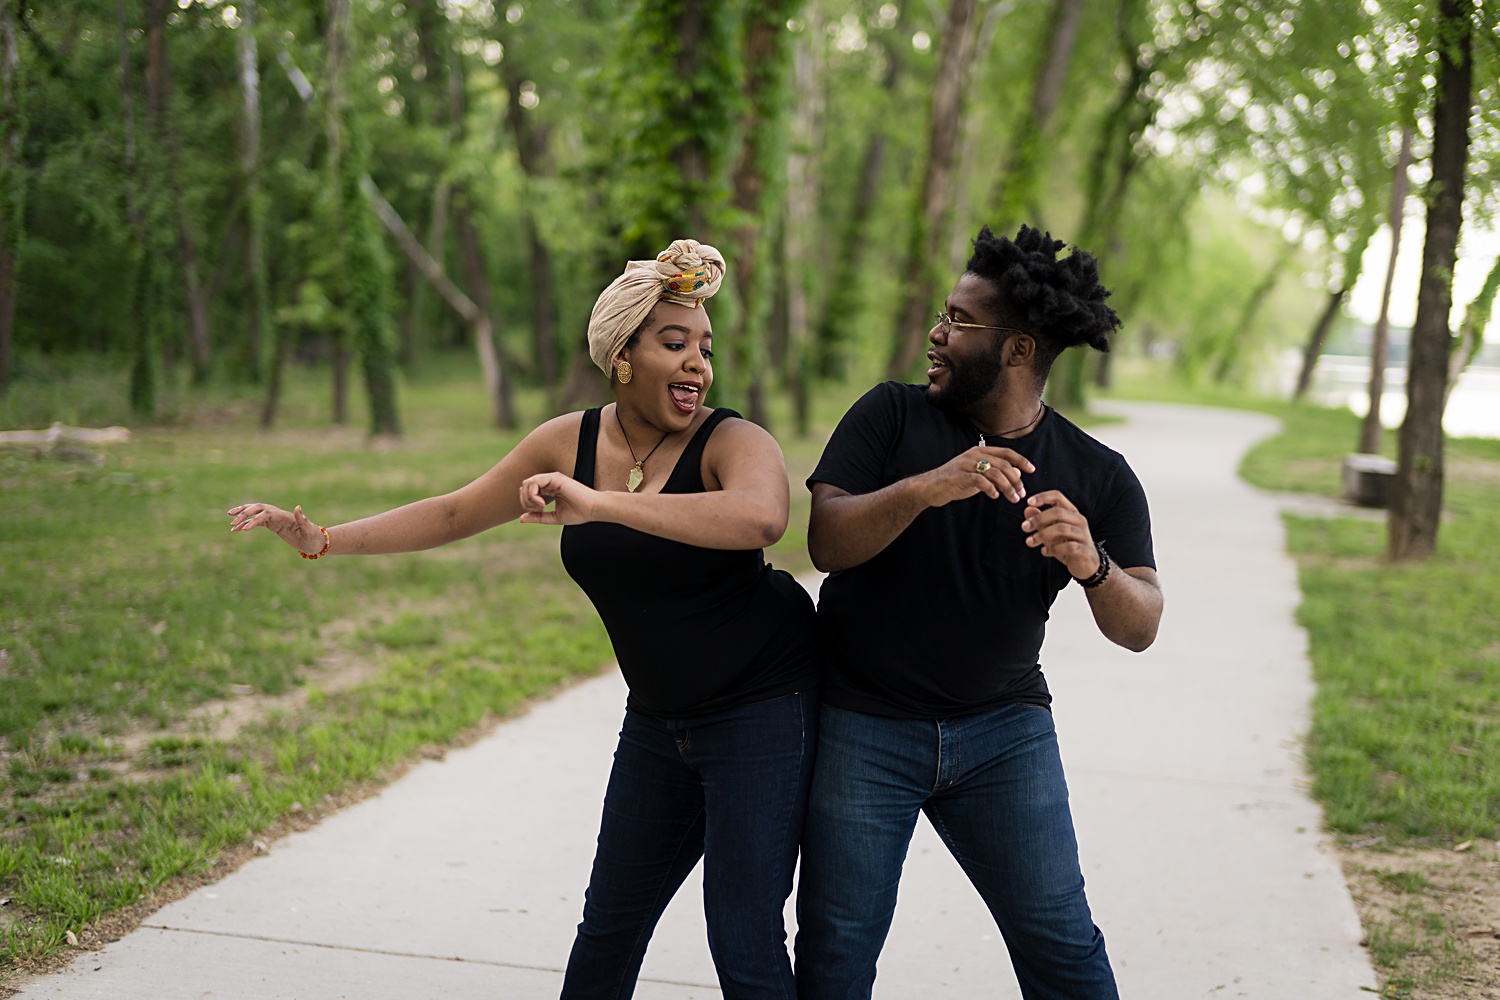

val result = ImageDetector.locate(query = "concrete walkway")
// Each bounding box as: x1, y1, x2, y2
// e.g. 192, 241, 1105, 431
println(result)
13, 402, 1376, 999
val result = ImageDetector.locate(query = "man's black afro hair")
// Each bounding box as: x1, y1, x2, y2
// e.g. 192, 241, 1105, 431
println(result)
964, 225, 1121, 359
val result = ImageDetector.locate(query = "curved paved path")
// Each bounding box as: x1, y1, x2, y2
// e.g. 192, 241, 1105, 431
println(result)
13, 402, 1376, 999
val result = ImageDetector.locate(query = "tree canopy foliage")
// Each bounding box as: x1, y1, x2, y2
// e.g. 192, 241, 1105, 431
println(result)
3, 0, 1497, 436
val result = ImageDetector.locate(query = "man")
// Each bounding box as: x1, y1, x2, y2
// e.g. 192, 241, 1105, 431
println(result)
795, 224, 1163, 1000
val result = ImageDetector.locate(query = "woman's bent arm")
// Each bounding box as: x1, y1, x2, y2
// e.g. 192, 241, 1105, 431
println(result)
518, 418, 789, 551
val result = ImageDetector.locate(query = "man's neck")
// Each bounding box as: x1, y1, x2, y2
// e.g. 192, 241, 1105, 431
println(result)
965, 391, 1046, 440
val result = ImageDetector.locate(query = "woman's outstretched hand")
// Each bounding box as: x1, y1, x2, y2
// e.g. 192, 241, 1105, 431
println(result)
228, 502, 328, 556
518, 472, 599, 526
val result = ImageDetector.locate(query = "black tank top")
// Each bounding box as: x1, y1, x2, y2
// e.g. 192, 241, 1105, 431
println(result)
560, 407, 820, 717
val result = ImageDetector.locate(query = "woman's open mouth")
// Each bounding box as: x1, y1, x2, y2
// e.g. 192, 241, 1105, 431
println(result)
669, 382, 701, 414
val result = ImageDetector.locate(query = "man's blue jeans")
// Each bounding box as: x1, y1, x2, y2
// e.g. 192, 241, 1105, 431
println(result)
561, 688, 819, 1000
794, 703, 1117, 1000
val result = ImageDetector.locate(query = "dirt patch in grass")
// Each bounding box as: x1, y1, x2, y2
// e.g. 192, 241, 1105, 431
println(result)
1342, 841, 1500, 998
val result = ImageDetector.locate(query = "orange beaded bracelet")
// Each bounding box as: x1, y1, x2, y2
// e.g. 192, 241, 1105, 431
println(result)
301, 524, 331, 560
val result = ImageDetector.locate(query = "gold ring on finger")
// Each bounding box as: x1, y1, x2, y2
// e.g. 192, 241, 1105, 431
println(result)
975, 460, 991, 474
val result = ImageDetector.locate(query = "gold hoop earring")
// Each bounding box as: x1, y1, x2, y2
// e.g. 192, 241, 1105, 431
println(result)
616, 361, 633, 385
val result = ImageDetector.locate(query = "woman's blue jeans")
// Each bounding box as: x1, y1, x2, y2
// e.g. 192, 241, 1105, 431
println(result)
560, 688, 819, 1000
794, 703, 1117, 1000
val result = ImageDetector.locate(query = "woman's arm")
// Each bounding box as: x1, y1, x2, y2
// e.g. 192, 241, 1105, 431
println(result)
518, 418, 789, 550
230, 413, 581, 555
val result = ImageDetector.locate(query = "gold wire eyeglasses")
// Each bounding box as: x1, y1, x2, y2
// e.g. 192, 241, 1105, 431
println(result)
932, 311, 1025, 336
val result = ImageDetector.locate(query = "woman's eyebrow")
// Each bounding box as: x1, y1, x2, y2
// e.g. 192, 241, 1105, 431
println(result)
655, 324, 710, 337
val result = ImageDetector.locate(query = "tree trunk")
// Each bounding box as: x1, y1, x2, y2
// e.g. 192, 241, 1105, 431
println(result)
117, 0, 155, 417
784, 25, 819, 437
1053, 0, 1152, 410
725, 0, 801, 427
1358, 126, 1413, 452
498, 42, 559, 386
237, 0, 269, 384
1389, 2, 1472, 562
946, 2, 1009, 273
325, 0, 351, 425
145, 0, 211, 384
455, 200, 515, 429
0, 0, 21, 396
1213, 243, 1293, 383
1445, 255, 1499, 407
884, 0, 981, 381
325, 0, 400, 435
1293, 289, 1347, 400
986, 0, 1084, 232
812, 3, 903, 380
674, 3, 711, 237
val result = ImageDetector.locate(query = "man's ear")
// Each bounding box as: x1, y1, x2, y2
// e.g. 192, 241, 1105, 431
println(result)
1007, 334, 1037, 367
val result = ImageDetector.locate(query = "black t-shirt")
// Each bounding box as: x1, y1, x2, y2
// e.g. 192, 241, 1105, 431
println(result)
561, 407, 821, 718
808, 382, 1155, 719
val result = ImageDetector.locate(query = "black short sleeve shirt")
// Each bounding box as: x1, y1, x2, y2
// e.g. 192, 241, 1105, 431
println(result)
809, 382, 1155, 719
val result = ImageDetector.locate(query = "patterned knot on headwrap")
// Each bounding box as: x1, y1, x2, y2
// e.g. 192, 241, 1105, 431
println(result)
587, 239, 726, 377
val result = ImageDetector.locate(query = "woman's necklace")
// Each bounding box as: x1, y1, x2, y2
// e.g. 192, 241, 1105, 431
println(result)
615, 408, 671, 493
975, 402, 1045, 447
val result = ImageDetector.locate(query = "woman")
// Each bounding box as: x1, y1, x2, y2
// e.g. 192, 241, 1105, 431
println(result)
228, 240, 820, 1000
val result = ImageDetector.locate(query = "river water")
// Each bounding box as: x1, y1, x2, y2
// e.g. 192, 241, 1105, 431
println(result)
1274, 351, 1500, 440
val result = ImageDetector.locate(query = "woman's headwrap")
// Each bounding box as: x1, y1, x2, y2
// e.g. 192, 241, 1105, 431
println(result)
587, 239, 726, 377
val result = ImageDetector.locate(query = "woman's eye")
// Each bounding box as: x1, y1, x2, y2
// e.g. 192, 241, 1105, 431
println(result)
701, 349, 714, 359
664, 343, 684, 351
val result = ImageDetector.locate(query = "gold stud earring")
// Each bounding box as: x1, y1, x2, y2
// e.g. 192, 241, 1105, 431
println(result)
616, 361, 633, 385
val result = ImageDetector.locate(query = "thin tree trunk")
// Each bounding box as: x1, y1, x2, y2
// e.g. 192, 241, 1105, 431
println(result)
0, 0, 21, 395
946, 2, 1010, 273
1359, 126, 1414, 452
784, 25, 819, 437
1213, 243, 1293, 383
1294, 289, 1348, 400
145, 0, 211, 384
1445, 256, 1499, 407
325, 0, 351, 425
725, 0, 800, 427
117, 0, 155, 417
674, 3, 710, 237
986, 0, 1083, 232
885, 0, 981, 381
813, 2, 903, 380
499, 47, 559, 385
1389, 1, 1472, 562
238, 0, 268, 383
455, 202, 515, 428
1053, 0, 1152, 409
260, 319, 291, 428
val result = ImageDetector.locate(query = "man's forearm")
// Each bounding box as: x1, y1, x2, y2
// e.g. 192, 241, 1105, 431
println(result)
1083, 566, 1163, 652
808, 479, 932, 572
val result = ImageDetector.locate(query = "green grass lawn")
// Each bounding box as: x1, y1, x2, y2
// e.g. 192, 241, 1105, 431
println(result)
0, 354, 862, 976
6, 351, 1496, 989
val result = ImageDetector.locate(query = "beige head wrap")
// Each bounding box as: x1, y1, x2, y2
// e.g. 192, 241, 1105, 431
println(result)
587, 239, 727, 377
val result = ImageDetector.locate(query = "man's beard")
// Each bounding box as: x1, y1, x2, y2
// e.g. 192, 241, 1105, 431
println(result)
925, 342, 1006, 414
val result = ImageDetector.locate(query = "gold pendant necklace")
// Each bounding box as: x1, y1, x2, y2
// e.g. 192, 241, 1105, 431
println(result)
615, 408, 670, 493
